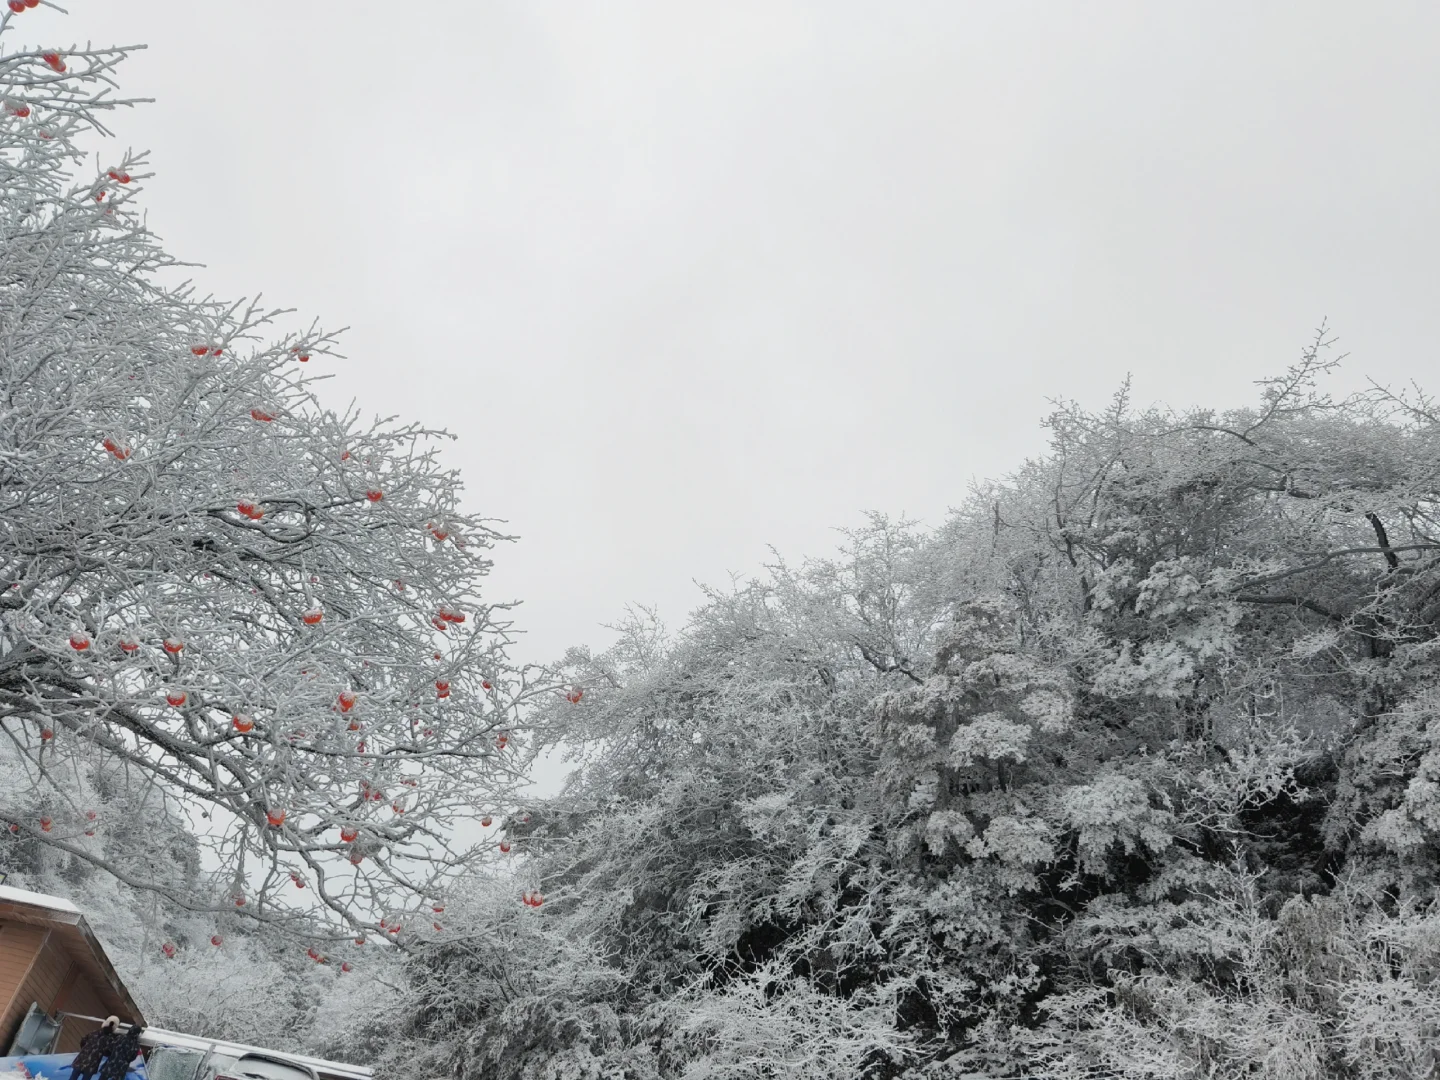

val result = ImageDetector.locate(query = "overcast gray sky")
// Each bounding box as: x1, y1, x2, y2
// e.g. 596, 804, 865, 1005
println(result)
22, 2, 1440, 667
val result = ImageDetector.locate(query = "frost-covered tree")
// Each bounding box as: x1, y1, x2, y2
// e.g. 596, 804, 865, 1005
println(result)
0, 16, 546, 950
395, 336, 1440, 1078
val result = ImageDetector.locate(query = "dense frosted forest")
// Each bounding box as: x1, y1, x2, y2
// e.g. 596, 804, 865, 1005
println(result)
390, 350, 1440, 1079
5, 12, 1440, 1080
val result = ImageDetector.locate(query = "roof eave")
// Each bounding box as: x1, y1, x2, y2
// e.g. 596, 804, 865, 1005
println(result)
73, 915, 146, 1027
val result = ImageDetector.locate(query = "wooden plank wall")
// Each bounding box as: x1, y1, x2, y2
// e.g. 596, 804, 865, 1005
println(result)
0, 923, 50, 1051
0, 923, 114, 1054
1, 916, 144, 1058
53, 974, 106, 1054
4, 933, 71, 1051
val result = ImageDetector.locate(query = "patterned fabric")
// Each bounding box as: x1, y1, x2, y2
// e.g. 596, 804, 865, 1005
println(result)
69, 1027, 116, 1076
98, 1027, 144, 1080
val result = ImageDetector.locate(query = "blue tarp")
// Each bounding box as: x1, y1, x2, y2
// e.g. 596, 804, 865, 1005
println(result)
0, 1054, 147, 1080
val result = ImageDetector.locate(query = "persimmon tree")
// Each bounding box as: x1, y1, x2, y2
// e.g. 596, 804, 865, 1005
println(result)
0, 17, 546, 950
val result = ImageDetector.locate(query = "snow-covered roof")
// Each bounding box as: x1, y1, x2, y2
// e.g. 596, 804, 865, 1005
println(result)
0, 883, 82, 915
141, 1028, 373, 1080
0, 884, 145, 1026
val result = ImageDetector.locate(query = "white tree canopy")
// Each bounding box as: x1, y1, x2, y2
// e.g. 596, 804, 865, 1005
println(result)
0, 21, 549, 951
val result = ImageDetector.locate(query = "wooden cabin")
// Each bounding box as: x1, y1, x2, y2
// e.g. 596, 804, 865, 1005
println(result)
0, 884, 370, 1080
0, 883, 144, 1055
